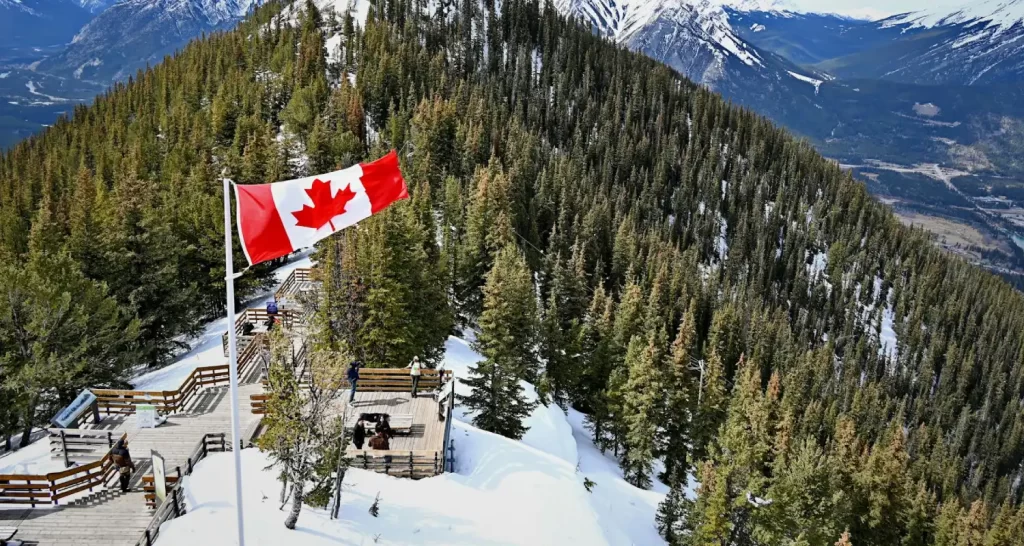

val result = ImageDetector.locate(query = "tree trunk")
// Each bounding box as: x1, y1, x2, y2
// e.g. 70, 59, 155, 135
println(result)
19, 398, 37, 447
279, 475, 289, 505
330, 467, 347, 519
19, 421, 32, 448
284, 481, 304, 529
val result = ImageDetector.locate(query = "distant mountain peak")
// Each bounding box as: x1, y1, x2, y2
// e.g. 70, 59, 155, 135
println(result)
883, 0, 1024, 32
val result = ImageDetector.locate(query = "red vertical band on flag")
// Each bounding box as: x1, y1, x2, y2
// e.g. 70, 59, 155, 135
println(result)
360, 150, 409, 213
234, 183, 293, 265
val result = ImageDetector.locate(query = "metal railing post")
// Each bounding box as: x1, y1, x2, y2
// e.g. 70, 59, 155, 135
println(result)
60, 431, 70, 468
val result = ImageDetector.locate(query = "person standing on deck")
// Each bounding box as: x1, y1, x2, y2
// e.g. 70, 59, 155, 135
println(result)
110, 439, 137, 492
407, 356, 423, 398
353, 419, 367, 450
347, 360, 362, 405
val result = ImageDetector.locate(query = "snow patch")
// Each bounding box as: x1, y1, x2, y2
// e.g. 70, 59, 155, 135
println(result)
787, 70, 823, 95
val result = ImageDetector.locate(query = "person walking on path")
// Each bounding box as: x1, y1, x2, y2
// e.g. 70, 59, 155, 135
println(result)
347, 360, 361, 404
110, 439, 137, 492
407, 356, 423, 397
353, 419, 366, 450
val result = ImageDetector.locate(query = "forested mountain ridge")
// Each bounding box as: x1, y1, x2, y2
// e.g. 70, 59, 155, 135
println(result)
2, 0, 1024, 542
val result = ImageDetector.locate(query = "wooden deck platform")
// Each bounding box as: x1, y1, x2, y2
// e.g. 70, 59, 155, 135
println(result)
0, 384, 263, 546
340, 391, 449, 454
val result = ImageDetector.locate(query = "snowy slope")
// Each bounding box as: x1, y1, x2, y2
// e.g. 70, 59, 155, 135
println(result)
155, 336, 668, 546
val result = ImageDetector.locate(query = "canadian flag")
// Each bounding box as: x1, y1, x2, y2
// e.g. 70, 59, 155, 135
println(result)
234, 150, 408, 265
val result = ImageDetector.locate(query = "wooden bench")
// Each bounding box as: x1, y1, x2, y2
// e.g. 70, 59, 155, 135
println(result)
347, 413, 414, 435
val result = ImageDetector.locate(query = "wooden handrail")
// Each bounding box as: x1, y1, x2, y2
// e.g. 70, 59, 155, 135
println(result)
0, 432, 127, 506
92, 364, 231, 416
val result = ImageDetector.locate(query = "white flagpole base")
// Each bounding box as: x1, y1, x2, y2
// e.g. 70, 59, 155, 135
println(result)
223, 179, 247, 546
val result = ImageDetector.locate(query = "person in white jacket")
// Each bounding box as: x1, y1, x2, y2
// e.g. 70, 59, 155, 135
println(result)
407, 356, 423, 398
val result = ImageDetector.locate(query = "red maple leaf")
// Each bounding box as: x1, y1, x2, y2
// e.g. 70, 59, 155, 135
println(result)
291, 178, 357, 231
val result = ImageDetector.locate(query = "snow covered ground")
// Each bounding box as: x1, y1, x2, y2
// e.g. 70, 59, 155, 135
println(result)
0, 435, 52, 476
156, 336, 669, 545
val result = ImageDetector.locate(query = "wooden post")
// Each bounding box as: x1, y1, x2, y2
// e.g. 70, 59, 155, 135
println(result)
60, 431, 70, 469
145, 529, 153, 546
447, 440, 455, 473
408, 451, 414, 477
363, 453, 369, 470
108, 431, 113, 448
171, 487, 181, 518
188, 457, 193, 475
91, 399, 101, 424
433, 452, 439, 475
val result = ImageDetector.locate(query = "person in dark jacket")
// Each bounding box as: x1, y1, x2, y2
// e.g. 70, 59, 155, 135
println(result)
368, 430, 389, 450
347, 361, 361, 403
353, 419, 366, 450
110, 439, 136, 492
374, 415, 393, 439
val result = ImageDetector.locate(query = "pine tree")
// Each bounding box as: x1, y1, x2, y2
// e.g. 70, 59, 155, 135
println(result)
460, 244, 538, 439
661, 298, 698, 484
620, 328, 666, 488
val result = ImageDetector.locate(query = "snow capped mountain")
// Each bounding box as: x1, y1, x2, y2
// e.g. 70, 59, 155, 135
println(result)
75, 0, 114, 13
883, 0, 1024, 32
39, 0, 262, 81
822, 0, 1024, 85
558, 0, 790, 85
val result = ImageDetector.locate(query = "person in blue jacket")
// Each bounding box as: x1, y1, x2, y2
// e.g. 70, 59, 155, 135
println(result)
347, 360, 362, 404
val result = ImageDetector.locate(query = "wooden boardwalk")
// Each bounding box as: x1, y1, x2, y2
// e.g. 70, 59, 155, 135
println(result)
0, 383, 263, 546
342, 391, 449, 453
0, 489, 153, 546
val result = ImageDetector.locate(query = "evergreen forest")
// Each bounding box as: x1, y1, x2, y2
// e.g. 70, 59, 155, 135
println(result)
2, 0, 1024, 543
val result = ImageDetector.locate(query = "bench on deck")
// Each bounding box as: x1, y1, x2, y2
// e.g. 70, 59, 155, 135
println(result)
347, 412, 414, 435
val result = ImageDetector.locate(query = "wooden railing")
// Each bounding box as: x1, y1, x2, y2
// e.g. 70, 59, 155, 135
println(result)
249, 368, 454, 414
136, 434, 230, 546
49, 429, 120, 468
350, 450, 445, 479
0, 475, 52, 506
275, 267, 317, 303
349, 368, 452, 392
91, 365, 231, 416
0, 432, 127, 506
221, 308, 302, 357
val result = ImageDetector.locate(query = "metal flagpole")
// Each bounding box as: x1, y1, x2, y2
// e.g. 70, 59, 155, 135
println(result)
222, 178, 247, 546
